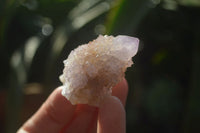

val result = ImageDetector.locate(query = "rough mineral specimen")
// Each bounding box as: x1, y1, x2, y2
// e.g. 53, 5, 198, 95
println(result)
59, 35, 139, 106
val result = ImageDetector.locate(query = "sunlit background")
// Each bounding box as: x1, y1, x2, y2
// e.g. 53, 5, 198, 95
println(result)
0, 0, 200, 132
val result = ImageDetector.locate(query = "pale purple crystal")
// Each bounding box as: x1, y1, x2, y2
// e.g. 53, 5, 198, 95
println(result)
60, 35, 139, 106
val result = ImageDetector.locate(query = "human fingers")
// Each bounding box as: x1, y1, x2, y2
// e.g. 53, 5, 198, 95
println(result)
60, 104, 98, 133
61, 79, 128, 133
17, 87, 76, 133
18, 79, 128, 133
97, 96, 126, 133
112, 78, 129, 106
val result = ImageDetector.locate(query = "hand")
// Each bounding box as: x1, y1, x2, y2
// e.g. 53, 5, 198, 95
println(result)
17, 78, 128, 133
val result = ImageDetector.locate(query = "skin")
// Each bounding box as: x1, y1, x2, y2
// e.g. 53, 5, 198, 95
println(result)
17, 78, 128, 133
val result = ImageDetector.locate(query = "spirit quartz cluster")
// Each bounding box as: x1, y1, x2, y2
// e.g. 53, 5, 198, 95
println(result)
59, 35, 139, 106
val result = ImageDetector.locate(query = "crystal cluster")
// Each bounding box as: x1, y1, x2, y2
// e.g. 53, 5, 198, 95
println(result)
59, 35, 139, 106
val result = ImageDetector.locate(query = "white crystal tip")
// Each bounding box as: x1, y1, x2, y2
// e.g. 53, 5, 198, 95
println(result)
115, 35, 139, 57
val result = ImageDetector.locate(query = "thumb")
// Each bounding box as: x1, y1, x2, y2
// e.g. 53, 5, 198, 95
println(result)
97, 96, 126, 133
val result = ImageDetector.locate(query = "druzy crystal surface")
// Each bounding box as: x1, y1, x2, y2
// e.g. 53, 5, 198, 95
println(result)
60, 35, 139, 106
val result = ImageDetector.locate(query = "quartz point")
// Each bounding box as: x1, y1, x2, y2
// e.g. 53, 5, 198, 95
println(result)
59, 35, 139, 106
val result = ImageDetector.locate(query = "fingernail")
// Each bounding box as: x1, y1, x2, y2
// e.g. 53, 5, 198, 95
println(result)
17, 129, 28, 133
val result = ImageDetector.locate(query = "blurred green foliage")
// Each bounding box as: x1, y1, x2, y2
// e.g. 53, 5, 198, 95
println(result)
0, 0, 200, 133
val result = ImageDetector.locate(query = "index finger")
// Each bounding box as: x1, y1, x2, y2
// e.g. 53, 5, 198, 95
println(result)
112, 78, 128, 106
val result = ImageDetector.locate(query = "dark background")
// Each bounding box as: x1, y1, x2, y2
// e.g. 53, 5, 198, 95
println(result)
0, 0, 200, 132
